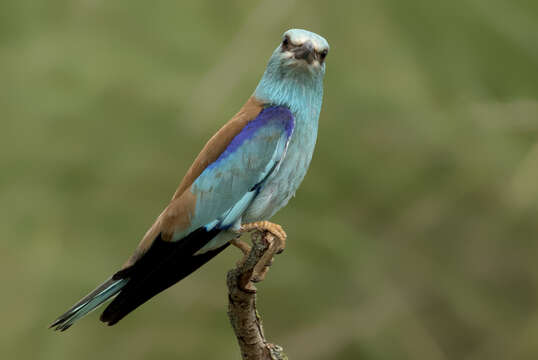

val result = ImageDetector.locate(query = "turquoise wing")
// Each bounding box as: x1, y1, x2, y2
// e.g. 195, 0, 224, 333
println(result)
188, 106, 294, 234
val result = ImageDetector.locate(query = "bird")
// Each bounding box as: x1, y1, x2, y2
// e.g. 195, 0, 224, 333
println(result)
50, 28, 329, 331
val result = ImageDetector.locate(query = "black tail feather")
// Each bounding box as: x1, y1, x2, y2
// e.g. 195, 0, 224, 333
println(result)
100, 228, 228, 325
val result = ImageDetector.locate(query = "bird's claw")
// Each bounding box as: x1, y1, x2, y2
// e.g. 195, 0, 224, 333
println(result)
234, 221, 287, 285
240, 221, 287, 254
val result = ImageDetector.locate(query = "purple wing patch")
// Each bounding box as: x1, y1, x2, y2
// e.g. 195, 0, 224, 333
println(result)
207, 106, 294, 169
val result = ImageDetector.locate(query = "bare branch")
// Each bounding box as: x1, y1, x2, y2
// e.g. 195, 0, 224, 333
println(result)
226, 231, 288, 360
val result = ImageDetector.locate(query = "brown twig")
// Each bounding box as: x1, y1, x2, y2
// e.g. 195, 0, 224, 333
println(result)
226, 231, 288, 360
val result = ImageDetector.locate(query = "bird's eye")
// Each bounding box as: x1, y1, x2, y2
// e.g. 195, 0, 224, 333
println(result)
320, 49, 328, 60
282, 37, 289, 48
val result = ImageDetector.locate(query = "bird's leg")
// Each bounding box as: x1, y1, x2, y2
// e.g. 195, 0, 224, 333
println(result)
230, 238, 252, 267
239, 221, 287, 282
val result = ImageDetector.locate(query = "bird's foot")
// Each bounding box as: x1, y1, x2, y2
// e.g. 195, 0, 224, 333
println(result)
240, 221, 287, 253
239, 221, 287, 283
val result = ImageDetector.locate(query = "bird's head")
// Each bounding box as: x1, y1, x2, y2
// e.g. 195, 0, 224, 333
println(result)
272, 29, 330, 75
255, 29, 328, 114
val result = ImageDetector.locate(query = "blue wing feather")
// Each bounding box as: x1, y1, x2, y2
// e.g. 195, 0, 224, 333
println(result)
185, 106, 294, 236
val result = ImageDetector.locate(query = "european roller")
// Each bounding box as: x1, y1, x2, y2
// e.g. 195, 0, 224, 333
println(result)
50, 29, 329, 331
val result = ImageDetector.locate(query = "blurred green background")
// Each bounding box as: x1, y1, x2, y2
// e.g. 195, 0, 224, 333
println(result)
2, 0, 538, 359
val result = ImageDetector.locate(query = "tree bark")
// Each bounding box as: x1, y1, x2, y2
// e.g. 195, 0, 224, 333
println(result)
226, 231, 288, 360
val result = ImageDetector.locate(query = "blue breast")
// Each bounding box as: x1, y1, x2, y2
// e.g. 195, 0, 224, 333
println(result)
243, 107, 319, 222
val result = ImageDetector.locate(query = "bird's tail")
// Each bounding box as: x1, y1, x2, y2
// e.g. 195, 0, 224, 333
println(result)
49, 277, 128, 331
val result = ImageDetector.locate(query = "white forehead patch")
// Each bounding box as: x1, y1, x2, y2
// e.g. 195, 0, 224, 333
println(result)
284, 29, 329, 52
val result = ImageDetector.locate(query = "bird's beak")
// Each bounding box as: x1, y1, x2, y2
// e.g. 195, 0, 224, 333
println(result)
293, 41, 315, 64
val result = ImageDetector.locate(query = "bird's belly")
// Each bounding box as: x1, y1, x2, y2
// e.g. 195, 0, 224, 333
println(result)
242, 131, 316, 223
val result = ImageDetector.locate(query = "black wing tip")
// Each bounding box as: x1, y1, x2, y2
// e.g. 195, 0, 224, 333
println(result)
99, 301, 124, 326
98, 229, 227, 326
99, 312, 114, 326
102, 319, 118, 327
